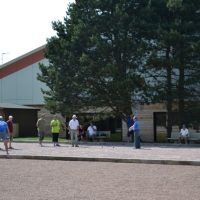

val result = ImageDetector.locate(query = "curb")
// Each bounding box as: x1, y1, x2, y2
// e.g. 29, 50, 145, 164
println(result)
0, 155, 200, 166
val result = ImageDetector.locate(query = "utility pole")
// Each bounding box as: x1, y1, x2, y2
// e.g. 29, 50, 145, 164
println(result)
1, 52, 8, 65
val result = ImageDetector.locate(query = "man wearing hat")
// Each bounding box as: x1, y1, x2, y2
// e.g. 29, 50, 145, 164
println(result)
68, 114, 79, 147
0, 116, 9, 154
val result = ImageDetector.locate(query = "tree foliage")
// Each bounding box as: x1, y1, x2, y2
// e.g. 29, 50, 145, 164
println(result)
38, 0, 148, 118
38, 0, 200, 127
141, 0, 200, 134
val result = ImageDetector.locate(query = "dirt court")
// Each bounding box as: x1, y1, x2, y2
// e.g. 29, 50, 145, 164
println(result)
0, 159, 199, 200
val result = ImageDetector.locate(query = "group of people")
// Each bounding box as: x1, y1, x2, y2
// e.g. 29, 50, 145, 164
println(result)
1, 112, 191, 155
36, 114, 98, 147
0, 115, 14, 154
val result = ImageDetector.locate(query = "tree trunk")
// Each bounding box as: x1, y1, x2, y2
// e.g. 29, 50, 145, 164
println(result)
178, 58, 185, 126
166, 47, 173, 138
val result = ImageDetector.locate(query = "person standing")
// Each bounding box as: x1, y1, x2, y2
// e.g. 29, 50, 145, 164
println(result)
68, 114, 79, 147
78, 125, 84, 141
0, 116, 9, 155
36, 114, 46, 147
129, 116, 141, 149
7, 115, 14, 149
127, 113, 134, 143
50, 115, 61, 147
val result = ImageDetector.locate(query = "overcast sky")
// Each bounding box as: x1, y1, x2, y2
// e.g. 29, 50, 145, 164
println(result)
0, 0, 75, 64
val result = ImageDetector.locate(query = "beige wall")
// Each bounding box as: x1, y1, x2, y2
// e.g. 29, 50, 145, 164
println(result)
122, 103, 167, 142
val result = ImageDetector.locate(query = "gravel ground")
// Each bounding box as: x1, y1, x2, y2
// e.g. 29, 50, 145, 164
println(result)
0, 159, 200, 200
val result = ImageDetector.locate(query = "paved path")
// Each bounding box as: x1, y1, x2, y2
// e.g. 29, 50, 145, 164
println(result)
0, 142, 200, 165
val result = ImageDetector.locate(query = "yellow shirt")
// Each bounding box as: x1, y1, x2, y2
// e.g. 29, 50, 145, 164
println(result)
50, 119, 60, 133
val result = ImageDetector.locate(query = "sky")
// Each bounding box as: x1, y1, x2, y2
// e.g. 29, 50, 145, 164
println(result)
0, 0, 75, 64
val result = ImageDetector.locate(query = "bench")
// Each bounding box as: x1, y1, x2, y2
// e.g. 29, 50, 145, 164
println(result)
168, 132, 180, 143
168, 131, 200, 143
189, 132, 200, 142
95, 131, 111, 140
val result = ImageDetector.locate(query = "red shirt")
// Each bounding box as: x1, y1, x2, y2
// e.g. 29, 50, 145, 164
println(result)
7, 120, 13, 133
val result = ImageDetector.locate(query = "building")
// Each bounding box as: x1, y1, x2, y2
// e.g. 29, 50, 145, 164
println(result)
0, 45, 170, 142
0, 45, 50, 136
0, 103, 39, 137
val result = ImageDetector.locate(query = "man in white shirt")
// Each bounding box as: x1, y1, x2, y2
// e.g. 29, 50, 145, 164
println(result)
68, 114, 79, 147
179, 124, 189, 144
87, 122, 97, 141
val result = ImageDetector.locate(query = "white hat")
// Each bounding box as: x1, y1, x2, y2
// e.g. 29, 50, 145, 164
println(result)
0, 116, 3, 119
72, 114, 77, 118
9, 115, 13, 119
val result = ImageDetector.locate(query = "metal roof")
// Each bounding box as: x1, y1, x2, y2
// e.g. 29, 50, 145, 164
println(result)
0, 103, 40, 110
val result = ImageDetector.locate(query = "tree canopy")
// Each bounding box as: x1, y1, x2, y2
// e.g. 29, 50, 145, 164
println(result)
38, 0, 149, 118
38, 0, 200, 126
141, 0, 200, 132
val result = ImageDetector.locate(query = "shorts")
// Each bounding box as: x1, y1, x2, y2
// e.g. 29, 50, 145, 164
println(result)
0, 131, 9, 141
38, 131, 45, 141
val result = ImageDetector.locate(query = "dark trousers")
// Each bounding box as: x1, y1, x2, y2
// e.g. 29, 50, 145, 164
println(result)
52, 133, 59, 143
134, 131, 140, 149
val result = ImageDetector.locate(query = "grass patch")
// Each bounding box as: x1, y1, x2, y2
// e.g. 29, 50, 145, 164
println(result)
14, 132, 122, 143
14, 136, 67, 143
105, 132, 122, 142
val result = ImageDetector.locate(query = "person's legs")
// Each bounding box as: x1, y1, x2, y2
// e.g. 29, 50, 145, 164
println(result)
4, 140, 9, 155
8, 134, 13, 149
75, 130, 78, 147
52, 133, 57, 146
1, 132, 9, 154
38, 131, 44, 146
131, 130, 134, 142
134, 131, 140, 149
70, 130, 75, 146
55, 133, 60, 146
184, 136, 188, 144
92, 134, 96, 142
9, 134, 13, 149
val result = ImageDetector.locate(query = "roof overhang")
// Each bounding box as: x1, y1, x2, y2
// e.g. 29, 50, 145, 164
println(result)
0, 103, 40, 110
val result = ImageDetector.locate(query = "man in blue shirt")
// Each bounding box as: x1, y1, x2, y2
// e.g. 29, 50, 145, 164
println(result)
129, 116, 141, 149
0, 116, 9, 154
